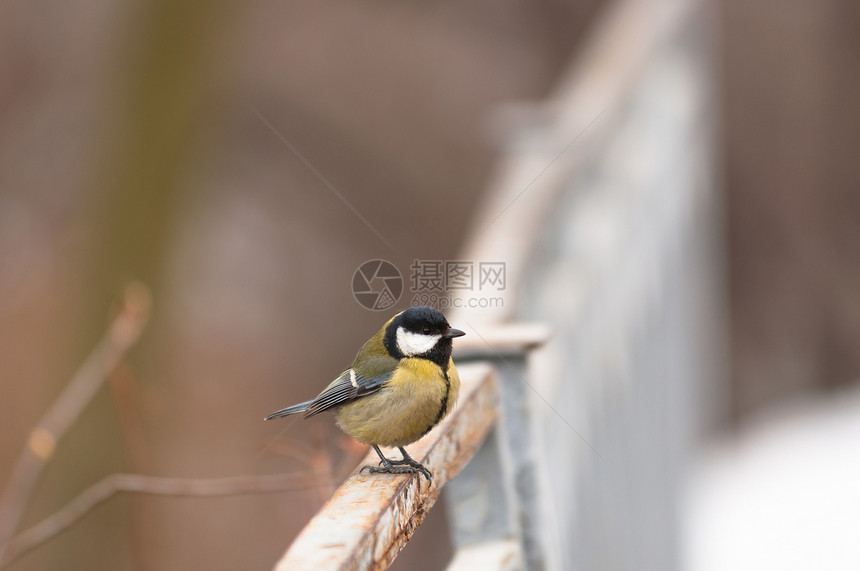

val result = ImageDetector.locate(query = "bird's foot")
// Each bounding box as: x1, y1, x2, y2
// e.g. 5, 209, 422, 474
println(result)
361, 460, 432, 485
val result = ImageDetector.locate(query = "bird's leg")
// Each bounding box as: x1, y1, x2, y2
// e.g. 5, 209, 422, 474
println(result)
390, 447, 425, 468
360, 445, 432, 484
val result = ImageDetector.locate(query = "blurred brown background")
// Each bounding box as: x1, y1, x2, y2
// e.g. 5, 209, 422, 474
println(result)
721, 0, 860, 419
0, 0, 857, 570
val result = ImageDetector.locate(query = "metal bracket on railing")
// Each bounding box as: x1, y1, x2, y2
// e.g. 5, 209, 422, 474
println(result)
446, 324, 551, 571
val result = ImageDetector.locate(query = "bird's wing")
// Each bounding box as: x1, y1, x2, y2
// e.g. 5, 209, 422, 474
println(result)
304, 357, 396, 418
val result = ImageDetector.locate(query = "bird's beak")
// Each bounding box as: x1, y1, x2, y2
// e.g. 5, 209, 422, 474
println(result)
445, 328, 466, 338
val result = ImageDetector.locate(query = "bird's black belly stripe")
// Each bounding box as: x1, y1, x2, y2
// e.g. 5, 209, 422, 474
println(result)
422, 368, 451, 437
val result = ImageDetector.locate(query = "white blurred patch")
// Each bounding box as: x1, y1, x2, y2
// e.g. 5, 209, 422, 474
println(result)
684, 387, 860, 571
396, 327, 441, 356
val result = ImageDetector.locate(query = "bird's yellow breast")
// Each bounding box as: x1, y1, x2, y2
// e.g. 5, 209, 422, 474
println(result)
335, 357, 460, 448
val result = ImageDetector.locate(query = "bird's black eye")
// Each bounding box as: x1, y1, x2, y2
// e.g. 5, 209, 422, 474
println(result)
423, 327, 431, 334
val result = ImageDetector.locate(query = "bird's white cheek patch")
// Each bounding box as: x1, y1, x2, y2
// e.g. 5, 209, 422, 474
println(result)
396, 327, 442, 356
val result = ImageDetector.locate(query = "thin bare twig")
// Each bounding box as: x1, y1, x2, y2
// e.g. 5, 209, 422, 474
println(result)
0, 282, 153, 563
0, 471, 325, 568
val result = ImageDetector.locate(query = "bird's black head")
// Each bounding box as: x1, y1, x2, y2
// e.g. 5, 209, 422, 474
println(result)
383, 306, 465, 366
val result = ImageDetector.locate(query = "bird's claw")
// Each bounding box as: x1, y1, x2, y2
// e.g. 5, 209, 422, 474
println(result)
360, 463, 432, 485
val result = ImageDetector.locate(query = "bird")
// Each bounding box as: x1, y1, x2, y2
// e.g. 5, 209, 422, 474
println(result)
264, 305, 465, 484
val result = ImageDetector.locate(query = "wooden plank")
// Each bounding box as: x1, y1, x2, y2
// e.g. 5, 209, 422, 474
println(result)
273, 363, 498, 571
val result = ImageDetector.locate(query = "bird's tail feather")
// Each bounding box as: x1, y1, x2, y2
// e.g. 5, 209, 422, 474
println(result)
264, 399, 313, 420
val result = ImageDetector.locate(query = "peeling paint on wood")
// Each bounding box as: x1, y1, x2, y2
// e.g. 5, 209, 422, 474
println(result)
273, 362, 498, 571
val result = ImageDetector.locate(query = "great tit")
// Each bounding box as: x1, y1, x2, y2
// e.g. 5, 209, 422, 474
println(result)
264, 305, 465, 484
